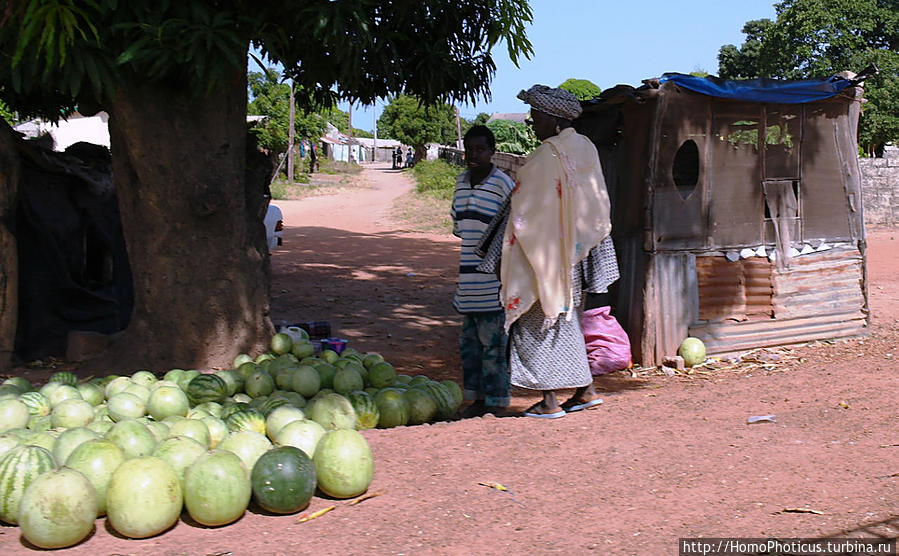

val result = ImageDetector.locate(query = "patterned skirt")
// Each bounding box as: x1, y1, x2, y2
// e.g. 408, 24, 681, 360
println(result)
508, 298, 592, 392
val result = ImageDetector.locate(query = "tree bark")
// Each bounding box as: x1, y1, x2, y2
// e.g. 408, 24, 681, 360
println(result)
91, 68, 274, 372
0, 121, 19, 372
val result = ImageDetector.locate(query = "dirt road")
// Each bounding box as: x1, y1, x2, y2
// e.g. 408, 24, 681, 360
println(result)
3, 162, 897, 555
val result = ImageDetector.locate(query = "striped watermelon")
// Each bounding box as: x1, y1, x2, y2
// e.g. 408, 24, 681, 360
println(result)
257, 395, 291, 417
412, 381, 458, 421
0, 445, 57, 524
214, 370, 244, 397
346, 391, 380, 430
19, 392, 51, 417
220, 402, 251, 421
225, 408, 267, 435
186, 374, 229, 405
48, 371, 78, 387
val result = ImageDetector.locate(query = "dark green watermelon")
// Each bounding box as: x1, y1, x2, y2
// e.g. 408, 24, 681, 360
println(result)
186, 373, 228, 405
373, 388, 409, 428
250, 446, 316, 514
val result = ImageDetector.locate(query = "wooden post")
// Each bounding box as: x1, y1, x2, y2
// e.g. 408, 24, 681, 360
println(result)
287, 82, 295, 185
455, 105, 463, 149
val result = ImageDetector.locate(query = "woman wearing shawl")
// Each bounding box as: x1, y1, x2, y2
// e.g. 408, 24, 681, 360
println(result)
478, 84, 617, 418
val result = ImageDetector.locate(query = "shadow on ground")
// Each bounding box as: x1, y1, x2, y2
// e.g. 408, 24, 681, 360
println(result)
269, 225, 461, 381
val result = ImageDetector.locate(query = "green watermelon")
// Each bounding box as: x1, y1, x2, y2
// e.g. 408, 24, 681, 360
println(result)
220, 402, 250, 421
306, 393, 357, 431
225, 408, 267, 435
244, 370, 276, 399
3, 377, 32, 392
48, 371, 78, 387
290, 365, 321, 398
440, 380, 464, 409
332, 367, 364, 395
313, 362, 337, 390
270, 333, 294, 355
413, 381, 458, 421
403, 388, 437, 425
346, 391, 380, 430
186, 374, 228, 405
374, 388, 409, 428
0, 444, 57, 524
250, 446, 317, 514
19, 391, 51, 417
257, 395, 291, 417
367, 362, 396, 388
214, 369, 244, 397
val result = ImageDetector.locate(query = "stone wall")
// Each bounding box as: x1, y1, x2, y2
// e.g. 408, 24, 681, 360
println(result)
860, 145, 899, 228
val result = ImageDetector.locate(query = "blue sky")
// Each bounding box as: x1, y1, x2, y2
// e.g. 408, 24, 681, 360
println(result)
263, 0, 779, 132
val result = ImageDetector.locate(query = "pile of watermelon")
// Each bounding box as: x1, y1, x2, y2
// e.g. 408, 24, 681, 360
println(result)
0, 330, 469, 549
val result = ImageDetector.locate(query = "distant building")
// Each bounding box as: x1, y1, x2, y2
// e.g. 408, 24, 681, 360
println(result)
487, 113, 528, 124
15, 112, 110, 151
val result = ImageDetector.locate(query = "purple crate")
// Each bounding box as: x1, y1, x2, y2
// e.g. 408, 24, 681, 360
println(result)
320, 337, 348, 355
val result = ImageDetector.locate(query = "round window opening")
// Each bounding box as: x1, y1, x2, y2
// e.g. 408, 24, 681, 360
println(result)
672, 140, 699, 200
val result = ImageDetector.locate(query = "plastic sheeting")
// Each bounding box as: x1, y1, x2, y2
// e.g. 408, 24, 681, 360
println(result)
659, 73, 854, 104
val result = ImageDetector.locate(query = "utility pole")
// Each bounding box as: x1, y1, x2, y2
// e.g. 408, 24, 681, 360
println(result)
455, 105, 463, 149
348, 102, 354, 164
287, 81, 295, 185
373, 103, 378, 163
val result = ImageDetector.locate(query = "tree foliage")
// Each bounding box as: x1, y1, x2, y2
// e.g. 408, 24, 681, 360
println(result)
485, 119, 538, 155
377, 95, 457, 149
472, 112, 491, 127
717, 0, 899, 154
247, 68, 328, 154
1, 1, 534, 118
0, 99, 15, 124
558, 78, 603, 101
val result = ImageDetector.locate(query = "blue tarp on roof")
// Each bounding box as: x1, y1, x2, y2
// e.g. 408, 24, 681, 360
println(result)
658, 73, 854, 104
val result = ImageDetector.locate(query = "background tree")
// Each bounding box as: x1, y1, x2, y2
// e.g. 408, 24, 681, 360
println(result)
0, 99, 15, 124
377, 95, 457, 162
717, 19, 774, 79
558, 78, 603, 101
247, 67, 328, 168
485, 119, 538, 155
0, 0, 533, 371
717, 0, 899, 155
472, 112, 491, 127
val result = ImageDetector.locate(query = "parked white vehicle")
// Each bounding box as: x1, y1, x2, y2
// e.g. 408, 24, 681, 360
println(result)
264, 203, 283, 252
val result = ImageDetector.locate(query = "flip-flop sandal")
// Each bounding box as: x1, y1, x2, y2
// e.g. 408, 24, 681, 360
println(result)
522, 403, 566, 419
563, 397, 604, 412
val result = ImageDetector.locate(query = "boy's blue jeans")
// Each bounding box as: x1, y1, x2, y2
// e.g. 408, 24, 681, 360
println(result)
460, 311, 510, 407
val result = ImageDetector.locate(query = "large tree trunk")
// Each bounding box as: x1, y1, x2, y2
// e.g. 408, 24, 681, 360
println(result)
0, 121, 19, 372
90, 69, 273, 372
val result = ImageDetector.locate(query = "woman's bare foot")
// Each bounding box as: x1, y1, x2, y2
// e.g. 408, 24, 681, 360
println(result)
560, 385, 604, 411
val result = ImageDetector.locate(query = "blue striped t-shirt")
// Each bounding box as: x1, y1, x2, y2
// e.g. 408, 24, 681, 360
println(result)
450, 165, 515, 313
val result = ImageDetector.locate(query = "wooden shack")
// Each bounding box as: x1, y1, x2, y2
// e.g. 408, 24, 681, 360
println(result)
575, 73, 868, 366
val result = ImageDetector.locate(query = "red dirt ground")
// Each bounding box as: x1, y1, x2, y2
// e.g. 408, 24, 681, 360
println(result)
2, 162, 897, 555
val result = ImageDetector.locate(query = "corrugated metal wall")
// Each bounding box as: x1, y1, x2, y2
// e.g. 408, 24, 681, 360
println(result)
689, 244, 866, 355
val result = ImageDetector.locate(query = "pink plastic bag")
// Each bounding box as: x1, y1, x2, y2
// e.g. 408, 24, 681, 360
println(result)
581, 306, 632, 376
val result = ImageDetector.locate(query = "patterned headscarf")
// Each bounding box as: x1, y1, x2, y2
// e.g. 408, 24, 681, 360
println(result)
517, 84, 582, 121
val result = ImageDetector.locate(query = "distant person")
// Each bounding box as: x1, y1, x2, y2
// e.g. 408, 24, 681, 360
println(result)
405, 148, 414, 168
395, 146, 403, 170
450, 125, 515, 418
309, 142, 318, 173
391, 148, 399, 169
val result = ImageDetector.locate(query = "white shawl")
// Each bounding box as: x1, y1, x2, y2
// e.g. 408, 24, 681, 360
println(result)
500, 127, 611, 330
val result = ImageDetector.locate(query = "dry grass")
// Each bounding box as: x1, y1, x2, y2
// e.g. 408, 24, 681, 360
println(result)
388, 190, 454, 235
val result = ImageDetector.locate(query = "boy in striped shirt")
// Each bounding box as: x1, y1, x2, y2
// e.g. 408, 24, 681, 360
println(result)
451, 125, 515, 417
